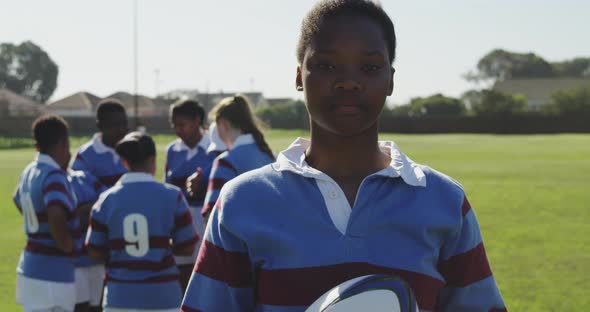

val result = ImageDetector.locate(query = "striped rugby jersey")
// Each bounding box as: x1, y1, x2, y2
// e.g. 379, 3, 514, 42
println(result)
68, 169, 106, 267
200, 133, 274, 216
164, 135, 216, 206
71, 133, 127, 187
182, 138, 507, 312
13, 153, 80, 283
86, 172, 199, 309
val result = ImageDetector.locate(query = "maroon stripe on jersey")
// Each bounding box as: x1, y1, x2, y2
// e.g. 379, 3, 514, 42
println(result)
207, 178, 227, 192
173, 235, 200, 254
86, 243, 108, 253
109, 236, 171, 250
177, 192, 184, 206
94, 180, 103, 192
98, 173, 124, 187
215, 159, 237, 173
109, 254, 176, 271
195, 240, 253, 288
25, 241, 77, 257
75, 153, 84, 161
169, 176, 188, 189
489, 309, 508, 312
28, 227, 82, 240
105, 273, 179, 283
181, 305, 203, 312
462, 196, 472, 216
90, 217, 108, 232
256, 262, 444, 310
438, 242, 492, 287
175, 211, 193, 228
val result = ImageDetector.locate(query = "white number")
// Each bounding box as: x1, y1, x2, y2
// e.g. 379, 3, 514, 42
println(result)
123, 214, 149, 257
21, 192, 39, 233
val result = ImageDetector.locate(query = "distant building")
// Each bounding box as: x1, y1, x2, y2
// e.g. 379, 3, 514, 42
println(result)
266, 98, 294, 106
493, 78, 590, 111
160, 89, 268, 113
46, 92, 101, 116
0, 88, 43, 117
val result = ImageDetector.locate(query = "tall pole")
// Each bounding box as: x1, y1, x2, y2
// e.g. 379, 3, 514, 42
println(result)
133, 0, 139, 129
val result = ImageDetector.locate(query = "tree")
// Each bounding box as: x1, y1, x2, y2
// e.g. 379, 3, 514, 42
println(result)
552, 58, 590, 78
542, 85, 590, 115
256, 100, 309, 129
0, 41, 58, 103
470, 90, 527, 115
465, 49, 554, 84
407, 94, 465, 116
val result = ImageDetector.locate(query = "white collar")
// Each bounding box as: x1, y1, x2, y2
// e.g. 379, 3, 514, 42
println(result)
274, 137, 426, 187
91, 133, 120, 164
117, 172, 155, 184
207, 122, 227, 153
172, 132, 211, 160
36, 153, 61, 169
232, 133, 255, 149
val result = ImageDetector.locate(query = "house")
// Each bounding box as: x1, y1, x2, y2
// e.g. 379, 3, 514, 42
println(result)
493, 78, 590, 111
0, 88, 43, 117
266, 97, 294, 106
104, 92, 158, 117
160, 89, 268, 113
46, 91, 101, 116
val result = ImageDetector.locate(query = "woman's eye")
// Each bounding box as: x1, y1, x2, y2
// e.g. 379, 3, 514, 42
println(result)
317, 63, 335, 70
362, 64, 381, 72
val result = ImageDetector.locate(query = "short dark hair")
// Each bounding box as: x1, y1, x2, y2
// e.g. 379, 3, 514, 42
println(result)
32, 115, 69, 153
115, 131, 156, 168
296, 0, 396, 65
96, 98, 126, 123
170, 99, 205, 123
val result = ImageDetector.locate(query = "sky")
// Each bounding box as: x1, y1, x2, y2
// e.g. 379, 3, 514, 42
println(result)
2, 0, 589, 105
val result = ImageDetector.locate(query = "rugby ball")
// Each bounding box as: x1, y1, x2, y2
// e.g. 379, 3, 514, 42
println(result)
305, 274, 418, 312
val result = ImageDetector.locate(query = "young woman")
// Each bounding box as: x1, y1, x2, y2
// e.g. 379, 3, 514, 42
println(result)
14, 115, 79, 312
181, 1, 507, 312
164, 99, 216, 292
197, 94, 275, 217
86, 132, 198, 312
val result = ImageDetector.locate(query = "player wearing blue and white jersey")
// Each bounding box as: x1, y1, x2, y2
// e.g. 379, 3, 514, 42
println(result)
164, 99, 217, 292
198, 94, 275, 217
71, 99, 128, 187
182, 1, 507, 311
14, 115, 80, 312
86, 132, 198, 312
68, 169, 107, 311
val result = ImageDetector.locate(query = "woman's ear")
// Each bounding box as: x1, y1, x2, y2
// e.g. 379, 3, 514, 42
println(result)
121, 158, 130, 170
296, 66, 303, 91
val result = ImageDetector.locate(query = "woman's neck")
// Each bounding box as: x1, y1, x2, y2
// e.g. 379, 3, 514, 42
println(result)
306, 124, 389, 178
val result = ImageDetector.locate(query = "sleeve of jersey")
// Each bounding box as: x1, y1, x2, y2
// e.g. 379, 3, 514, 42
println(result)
70, 152, 88, 171
436, 196, 507, 311
86, 198, 109, 252
182, 201, 255, 311
13, 184, 22, 212
201, 157, 238, 216
43, 171, 76, 216
172, 192, 199, 253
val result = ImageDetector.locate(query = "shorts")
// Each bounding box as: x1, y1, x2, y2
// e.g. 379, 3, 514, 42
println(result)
75, 264, 105, 305
16, 273, 75, 312
174, 206, 205, 266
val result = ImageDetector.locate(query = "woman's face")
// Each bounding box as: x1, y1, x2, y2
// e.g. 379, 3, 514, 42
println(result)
296, 15, 394, 137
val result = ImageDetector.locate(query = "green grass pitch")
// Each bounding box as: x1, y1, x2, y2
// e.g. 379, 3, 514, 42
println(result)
0, 131, 588, 311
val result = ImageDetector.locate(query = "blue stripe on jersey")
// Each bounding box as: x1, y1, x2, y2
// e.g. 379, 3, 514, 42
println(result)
164, 139, 216, 206
69, 170, 106, 267
87, 175, 197, 309
182, 164, 506, 312
15, 158, 79, 282
201, 142, 274, 216
71, 138, 127, 187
